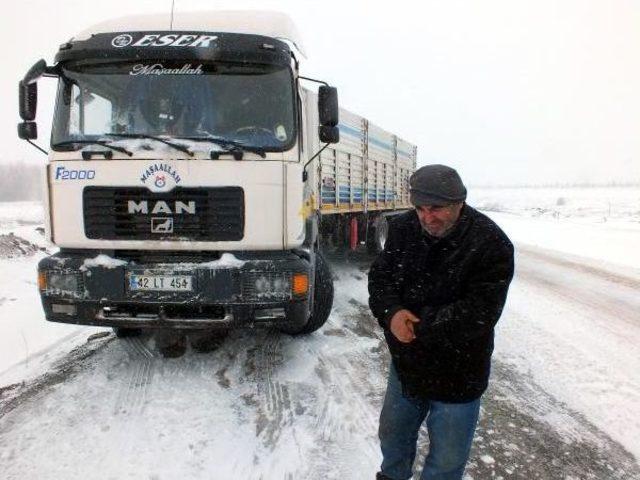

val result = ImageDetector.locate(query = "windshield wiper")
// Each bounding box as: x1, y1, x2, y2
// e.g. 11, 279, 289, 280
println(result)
176, 135, 267, 159
105, 133, 194, 157
52, 140, 133, 156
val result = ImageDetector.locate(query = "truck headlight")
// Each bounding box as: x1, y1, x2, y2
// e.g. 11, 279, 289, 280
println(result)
245, 273, 291, 300
272, 277, 289, 294
47, 271, 80, 294
254, 275, 290, 295
255, 276, 271, 294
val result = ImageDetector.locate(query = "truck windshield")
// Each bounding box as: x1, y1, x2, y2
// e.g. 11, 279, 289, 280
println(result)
51, 61, 296, 153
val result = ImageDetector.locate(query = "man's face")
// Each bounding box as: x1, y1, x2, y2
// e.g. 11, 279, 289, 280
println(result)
415, 202, 463, 237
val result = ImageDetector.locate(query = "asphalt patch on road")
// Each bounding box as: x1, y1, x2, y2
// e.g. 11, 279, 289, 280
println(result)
410, 360, 640, 479
472, 361, 640, 479
0, 334, 114, 418
344, 302, 380, 340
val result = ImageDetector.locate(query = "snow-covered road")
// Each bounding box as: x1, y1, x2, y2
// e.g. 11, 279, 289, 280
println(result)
500, 244, 640, 460
0, 259, 387, 480
1, 250, 638, 480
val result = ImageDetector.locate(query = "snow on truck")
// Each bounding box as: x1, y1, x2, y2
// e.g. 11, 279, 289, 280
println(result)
16, 11, 417, 337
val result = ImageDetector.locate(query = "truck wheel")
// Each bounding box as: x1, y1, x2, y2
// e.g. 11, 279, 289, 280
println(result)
281, 253, 334, 335
113, 327, 142, 338
367, 215, 389, 254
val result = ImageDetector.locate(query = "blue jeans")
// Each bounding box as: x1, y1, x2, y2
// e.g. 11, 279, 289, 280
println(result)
378, 364, 480, 480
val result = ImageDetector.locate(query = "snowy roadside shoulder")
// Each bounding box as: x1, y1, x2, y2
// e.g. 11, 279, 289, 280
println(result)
0, 201, 109, 391
0, 250, 109, 391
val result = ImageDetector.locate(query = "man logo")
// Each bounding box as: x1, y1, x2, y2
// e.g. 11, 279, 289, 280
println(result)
112, 34, 133, 48
151, 217, 174, 234
127, 200, 195, 215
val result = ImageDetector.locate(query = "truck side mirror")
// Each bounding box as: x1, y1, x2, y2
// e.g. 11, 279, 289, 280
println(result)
19, 59, 47, 121
19, 81, 38, 121
18, 121, 38, 140
303, 82, 341, 182
17, 59, 51, 154
319, 125, 339, 144
318, 86, 339, 127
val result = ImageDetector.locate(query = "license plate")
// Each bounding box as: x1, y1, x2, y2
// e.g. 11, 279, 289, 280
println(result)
129, 274, 193, 292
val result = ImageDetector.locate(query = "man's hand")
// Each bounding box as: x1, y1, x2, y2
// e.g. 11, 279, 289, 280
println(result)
389, 309, 420, 343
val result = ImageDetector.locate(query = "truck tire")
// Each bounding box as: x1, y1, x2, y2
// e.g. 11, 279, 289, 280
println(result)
113, 327, 142, 338
281, 253, 334, 335
367, 215, 389, 254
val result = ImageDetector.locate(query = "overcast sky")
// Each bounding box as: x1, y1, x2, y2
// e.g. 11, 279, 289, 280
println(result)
3, 0, 639, 185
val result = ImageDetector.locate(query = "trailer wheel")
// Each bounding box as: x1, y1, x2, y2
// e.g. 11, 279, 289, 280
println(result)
281, 253, 334, 335
367, 215, 389, 254
113, 327, 142, 338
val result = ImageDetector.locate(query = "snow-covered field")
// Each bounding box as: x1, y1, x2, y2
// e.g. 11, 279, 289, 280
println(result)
471, 186, 640, 223
0, 186, 639, 478
469, 186, 640, 273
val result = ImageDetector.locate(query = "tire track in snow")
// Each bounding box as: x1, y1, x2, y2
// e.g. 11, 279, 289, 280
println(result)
319, 353, 380, 461
518, 245, 640, 291
239, 332, 308, 480
253, 332, 295, 449
113, 337, 155, 416
302, 258, 389, 475
91, 336, 159, 479
300, 322, 383, 478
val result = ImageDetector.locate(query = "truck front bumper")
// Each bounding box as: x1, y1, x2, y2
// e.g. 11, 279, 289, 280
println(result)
37, 250, 311, 331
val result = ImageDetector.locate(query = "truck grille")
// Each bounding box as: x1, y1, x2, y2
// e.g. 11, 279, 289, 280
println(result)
83, 187, 244, 241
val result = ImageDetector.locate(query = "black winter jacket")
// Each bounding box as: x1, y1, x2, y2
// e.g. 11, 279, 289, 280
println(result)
368, 205, 514, 402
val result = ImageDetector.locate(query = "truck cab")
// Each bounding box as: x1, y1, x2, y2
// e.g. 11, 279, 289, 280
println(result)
18, 12, 339, 335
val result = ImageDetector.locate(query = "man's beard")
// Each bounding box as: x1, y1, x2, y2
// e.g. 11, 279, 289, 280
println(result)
420, 218, 457, 238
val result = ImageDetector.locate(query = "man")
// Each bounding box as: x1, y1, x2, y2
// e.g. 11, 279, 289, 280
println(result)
368, 164, 514, 480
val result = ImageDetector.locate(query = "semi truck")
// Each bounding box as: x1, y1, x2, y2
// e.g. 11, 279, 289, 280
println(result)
17, 11, 417, 337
